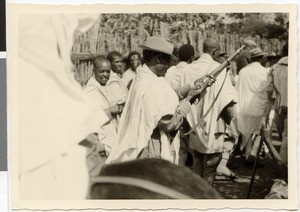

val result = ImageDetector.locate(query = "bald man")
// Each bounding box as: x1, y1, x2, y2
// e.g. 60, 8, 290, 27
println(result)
84, 55, 124, 176
181, 38, 237, 184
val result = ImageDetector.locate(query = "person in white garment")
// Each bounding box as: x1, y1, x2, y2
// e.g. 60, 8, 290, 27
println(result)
106, 51, 128, 119
165, 44, 195, 166
122, 51, 142, 89
181, 38, 237, 184
18, 14, 108, 199
236, 47, 270, 165
84, 56, 124, 177
165, 44, 195, 90
106, 37, 206, 165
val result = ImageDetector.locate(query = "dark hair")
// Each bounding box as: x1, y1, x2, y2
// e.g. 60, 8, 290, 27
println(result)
178, 44, 195, 62
107, 51, 123, 63
251, 56, 264, 63
93, 55, 109, 70
128, 51, 141, 60
142, 49, 171, 64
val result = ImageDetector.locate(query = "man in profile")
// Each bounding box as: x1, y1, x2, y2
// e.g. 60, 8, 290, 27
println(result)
106, 37, 205, 164
122, 51, 142, 88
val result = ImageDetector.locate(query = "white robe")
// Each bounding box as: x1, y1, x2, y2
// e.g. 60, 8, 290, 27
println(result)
181, 53, 237, 154
165, 61, 189, 90
236, 62, 269, 149
106, 64, 180, 164
17, 14, 108, 199
85, 76, 118, 154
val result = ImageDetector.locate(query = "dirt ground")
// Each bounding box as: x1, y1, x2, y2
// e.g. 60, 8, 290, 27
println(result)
213, 130, 285, 199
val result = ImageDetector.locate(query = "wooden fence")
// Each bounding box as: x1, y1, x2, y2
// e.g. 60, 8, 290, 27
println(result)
72, 15, 285, 85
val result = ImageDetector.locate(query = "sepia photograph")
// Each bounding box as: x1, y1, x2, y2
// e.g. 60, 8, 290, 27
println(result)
7, 2, 298, 211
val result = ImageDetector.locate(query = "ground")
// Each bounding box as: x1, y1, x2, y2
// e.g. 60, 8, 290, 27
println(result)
213, 130, 285, 199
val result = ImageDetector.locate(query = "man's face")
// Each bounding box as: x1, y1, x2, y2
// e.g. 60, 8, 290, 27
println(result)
94, 61, 111, 86
129, 54, 141, 71
111, 55, 123, 76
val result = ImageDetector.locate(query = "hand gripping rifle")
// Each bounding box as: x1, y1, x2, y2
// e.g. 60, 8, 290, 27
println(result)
190, 45, 245, 104
185, 45, 245, 137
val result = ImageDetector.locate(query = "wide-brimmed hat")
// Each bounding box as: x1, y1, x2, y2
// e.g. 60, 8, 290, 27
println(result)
250, 47, 267, 58
244, 39, 257, 48
139, 37, 177, 60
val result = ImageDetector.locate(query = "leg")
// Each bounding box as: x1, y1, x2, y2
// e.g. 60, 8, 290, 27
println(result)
192, 150, 204, 177
178, 135, 189, 166
203, 153, 222, 185
217, 138, 236, 178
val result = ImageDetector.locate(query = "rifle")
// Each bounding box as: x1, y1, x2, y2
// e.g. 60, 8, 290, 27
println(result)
190, 45, 245, 103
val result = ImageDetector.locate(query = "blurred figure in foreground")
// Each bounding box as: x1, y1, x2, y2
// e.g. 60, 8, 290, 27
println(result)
18, 14, 108, 199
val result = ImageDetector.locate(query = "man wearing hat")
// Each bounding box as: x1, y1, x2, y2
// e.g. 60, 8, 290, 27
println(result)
106, 37, 204, 164
235, 39, 257, 76
236, 47, 270, 165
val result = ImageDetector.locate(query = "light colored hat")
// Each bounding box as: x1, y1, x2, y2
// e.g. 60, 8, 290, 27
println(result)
139, 37, 176, 59
244, 39, 257, 48
250, 47, 267, 58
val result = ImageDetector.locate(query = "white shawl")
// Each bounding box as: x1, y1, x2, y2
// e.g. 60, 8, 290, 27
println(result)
106, 64, 180, 164
236, 62, 269, 148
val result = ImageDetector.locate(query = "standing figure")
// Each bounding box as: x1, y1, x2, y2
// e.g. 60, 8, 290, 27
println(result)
181, 38, 237, 184
122, 51, 142, 89
236, 48, 270, 165
106, 37, 204, 164
165, 44, 195, 166
18, 14, 108, 199
84, 56, 124, 176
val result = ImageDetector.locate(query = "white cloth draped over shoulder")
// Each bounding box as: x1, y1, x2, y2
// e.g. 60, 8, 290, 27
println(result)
106, 72, 128, 106
18, 14, 108, 199
84, 76, 118, 154
236, 62, 270, 148
181, 53, 237, 154
272, 57, 288, 109
165, 61, 189, 90
122, 67, 137, 88
106, 64, 180, 164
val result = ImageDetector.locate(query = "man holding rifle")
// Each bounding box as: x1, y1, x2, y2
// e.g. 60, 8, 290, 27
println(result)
181, 38, 238, 184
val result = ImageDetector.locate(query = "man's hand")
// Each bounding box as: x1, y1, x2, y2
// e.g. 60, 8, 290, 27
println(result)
110, 103, 125, 115
186, 85, 207, 104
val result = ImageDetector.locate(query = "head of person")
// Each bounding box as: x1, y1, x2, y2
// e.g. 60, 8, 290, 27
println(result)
203, 38, 221, 61
250, 47, 268, 66
107, 51, 123, 77
128, 51, 142, 71
93, 55, 111, 86
139, 37, 176, 77
244, 39, 257, 51
178, 44, 195, 64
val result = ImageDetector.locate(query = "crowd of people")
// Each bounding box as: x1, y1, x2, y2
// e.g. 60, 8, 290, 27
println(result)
81, 36, 288, 198
18, 14, 288, 200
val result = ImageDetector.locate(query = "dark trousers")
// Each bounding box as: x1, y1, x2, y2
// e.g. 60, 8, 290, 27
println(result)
192, 151, 222, 185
